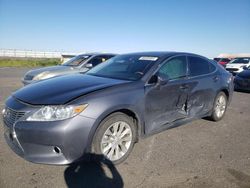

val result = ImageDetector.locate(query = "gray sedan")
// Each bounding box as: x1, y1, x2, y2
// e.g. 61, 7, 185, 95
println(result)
3, 52, 233, 165
22, 53, 116, 85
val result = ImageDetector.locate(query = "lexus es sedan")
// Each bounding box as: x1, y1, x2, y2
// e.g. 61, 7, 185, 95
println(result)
22, 53, 116, 85
2, 52, 233, 165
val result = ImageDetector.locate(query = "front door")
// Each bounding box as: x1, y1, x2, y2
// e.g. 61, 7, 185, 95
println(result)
144, 56, 189, 134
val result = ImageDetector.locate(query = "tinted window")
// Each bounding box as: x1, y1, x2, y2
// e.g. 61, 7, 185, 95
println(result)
159, 56, 187, 80
210, 62, 216, 72
87, 54, 158, 81
188, 56, 211, 76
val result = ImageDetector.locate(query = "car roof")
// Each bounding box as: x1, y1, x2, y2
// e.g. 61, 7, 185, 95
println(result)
78, 53, 117, 57
121, 51, 206, 59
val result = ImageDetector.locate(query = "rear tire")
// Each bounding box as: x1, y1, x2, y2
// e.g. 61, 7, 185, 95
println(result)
91, 112, 137, 165
210, 92, 228, 121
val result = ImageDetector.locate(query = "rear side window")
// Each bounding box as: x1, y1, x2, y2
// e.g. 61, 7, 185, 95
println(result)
159, 56, 187, 80
188, 56, 213, 76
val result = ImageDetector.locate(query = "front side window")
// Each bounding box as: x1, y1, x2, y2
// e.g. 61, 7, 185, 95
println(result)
188, 56, 211, 76
158, 56, 187, 80
87, 54, 158, 81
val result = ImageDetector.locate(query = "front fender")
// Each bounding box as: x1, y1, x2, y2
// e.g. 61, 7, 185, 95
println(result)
83, 104, 144, 153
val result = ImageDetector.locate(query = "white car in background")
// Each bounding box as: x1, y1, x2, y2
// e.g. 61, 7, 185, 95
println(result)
226, 57, 250, 75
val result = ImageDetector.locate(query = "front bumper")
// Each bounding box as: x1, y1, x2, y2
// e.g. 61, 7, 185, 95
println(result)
3, 97, 96, 165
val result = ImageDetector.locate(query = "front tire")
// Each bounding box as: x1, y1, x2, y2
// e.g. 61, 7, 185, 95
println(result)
210, 92, 228, 121
92, 112, 136, 164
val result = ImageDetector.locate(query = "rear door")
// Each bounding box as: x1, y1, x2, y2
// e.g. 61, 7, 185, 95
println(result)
186, 55, 219, 117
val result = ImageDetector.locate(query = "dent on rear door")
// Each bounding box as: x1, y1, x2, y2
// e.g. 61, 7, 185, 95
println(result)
186, 77, 215, 117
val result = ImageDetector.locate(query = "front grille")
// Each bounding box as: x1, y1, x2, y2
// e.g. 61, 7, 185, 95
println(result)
24, 74, 34, 80
226, 68, 238, 72
3, 107, 26, 128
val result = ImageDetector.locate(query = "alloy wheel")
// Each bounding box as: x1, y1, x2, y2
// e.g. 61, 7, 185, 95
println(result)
100, 121, 132, 161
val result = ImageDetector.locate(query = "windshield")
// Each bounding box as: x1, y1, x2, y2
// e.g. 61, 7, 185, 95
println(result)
230, 58, 250, 64
87, 54, 159, 81
62, 55, 91, 66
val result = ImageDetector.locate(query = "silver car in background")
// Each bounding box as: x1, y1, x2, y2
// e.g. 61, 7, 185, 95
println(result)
22, 53, 116, 85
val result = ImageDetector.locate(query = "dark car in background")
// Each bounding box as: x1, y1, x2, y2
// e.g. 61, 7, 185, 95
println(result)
213, 58, 231, 67
22, 53, 116, 85
2, 52, 233, 165
234, 67, 250, 91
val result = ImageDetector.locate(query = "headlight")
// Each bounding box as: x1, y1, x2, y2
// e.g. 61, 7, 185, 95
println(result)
33, 71, 52, 81
27, 104, 88, 121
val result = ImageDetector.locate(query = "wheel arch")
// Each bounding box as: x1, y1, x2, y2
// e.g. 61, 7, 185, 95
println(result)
85, 106, 143, 153
220, 88, 229, 100
216, 88, 230, 100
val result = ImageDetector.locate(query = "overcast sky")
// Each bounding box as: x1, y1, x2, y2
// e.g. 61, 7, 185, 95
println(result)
0, 0, 249, 57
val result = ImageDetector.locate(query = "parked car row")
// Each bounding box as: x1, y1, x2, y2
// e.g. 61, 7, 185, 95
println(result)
2, 51, 234, 165
214, 57, 250, 91
225, 57, 250, 75
214, 57, 250, 75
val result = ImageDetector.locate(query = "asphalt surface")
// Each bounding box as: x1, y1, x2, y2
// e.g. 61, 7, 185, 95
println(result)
0, 67, 250, 188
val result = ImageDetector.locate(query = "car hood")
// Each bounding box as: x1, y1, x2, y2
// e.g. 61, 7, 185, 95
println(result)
237, 70, 250, 79
26, 66, 73, 77
14, 74, 130, 105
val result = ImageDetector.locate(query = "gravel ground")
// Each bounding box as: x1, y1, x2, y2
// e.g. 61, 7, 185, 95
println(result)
0, 68, 250, 188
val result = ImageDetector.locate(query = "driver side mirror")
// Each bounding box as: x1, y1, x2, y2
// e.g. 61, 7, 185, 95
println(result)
85, 63, 93, 69
148, 73, 169, 86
